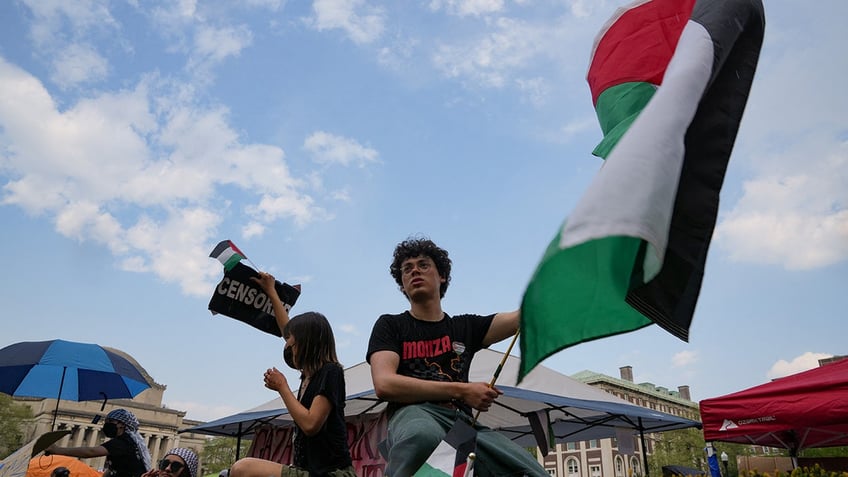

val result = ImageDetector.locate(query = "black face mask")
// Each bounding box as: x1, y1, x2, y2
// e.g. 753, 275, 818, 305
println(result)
103, 422, 119, 438
283, 345, 296, 370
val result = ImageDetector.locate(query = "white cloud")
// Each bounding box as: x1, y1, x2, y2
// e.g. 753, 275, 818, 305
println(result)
514, 77, 550, 107
191, 24, 253, 66
429, 0, 505, 17
431, 17, 564, 88
713, 11, 848, 270
23, 0, 119, 49
767, 352, 833, 380
303, 131, 379, 167
242, 221, 266, 239
308, 0, 385, 45
244, 0, 283, 9
567, 0, 591, 18
715, 142, 848, 270
671, 350, 697, 367
249, 192, 327, 227
0, 58, 331, 296
331, 188, 351, 202
376, 36, 420, 71
51, 43, 109, 88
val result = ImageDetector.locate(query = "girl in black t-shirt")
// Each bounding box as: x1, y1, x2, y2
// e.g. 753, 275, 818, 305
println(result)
230, 272, 355, 477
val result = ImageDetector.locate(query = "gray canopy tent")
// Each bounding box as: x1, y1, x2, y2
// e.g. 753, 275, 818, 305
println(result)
184, 349, 700, 471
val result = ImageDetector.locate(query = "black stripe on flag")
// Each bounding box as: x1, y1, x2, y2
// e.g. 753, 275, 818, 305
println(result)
625, 0, 765, 340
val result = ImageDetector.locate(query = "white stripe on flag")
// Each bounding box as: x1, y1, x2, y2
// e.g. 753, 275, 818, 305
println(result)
414, 439, 455, 476
558, 20, 714, 281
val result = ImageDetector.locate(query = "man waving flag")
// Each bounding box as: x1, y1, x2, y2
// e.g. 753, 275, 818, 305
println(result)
520, 0, 765, 380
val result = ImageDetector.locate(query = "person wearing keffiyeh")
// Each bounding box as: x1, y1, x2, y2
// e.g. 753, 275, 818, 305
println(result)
143, 448, 199, 477
45, 408, 152, 477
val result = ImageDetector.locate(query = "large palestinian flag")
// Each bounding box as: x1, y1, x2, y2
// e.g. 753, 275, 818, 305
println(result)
519, 0, 765, 380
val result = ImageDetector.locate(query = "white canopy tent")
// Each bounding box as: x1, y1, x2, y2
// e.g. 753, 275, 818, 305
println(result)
185, 348, 699, 468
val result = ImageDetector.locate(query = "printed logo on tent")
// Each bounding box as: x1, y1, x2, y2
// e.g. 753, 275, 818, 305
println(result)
719, 419, 738, 431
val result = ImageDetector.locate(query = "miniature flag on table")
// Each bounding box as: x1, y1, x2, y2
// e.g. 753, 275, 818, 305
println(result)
210, 240, 248, 272
414, 419, 477, 477
519, 0, 765, 380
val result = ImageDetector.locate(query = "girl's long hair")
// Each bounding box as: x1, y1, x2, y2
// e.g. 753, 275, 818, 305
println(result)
283, 311, 340, 377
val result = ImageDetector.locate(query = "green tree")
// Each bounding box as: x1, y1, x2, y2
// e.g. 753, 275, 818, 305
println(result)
711, 441, 762, 477
0, 393, 33, 459
798, 446, 848, 458
648, 428, 708, 476
201, 437, 251, 475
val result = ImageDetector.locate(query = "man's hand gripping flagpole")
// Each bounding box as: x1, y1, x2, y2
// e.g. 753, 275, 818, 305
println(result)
472, 329, 520, 425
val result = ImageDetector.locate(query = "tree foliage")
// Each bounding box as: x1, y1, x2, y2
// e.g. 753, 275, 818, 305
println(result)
0, 393, 33, 459
648, 428, 708, 476
201, 437, 251, 475
798, 447, 848, 458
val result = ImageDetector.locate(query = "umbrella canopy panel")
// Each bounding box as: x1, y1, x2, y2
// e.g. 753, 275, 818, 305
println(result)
0, 339, 150, 401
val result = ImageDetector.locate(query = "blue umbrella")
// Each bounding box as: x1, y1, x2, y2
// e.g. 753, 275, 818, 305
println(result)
0, 339, 151, 428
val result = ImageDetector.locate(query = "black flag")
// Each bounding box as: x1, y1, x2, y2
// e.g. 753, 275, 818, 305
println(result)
208, 262, 301, 337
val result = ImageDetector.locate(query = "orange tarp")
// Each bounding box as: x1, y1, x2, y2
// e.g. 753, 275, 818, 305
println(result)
27, 455, 102, 477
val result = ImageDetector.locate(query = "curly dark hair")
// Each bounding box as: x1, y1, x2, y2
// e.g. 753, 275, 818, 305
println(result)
390, 237, 452, 298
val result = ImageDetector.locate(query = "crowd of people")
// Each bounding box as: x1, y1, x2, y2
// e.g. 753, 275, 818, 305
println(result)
45, 408, 199, 477
43, 236, 547, 477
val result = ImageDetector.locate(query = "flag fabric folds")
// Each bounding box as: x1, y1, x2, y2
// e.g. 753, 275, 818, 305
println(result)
414, 419, 477, 477
210, 240, 248, 271
519, 0, 765, 380
208, 262, 302, 337
528, 410, 554, 457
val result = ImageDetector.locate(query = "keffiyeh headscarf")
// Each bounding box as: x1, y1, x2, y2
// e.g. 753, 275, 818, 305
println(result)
164, 448, 199, 477
106, 409, 152, 470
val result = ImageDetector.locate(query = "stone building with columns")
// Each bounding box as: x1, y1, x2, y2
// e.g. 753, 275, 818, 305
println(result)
14, 348, 208, 473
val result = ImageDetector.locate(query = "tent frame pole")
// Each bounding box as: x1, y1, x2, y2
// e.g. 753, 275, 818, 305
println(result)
236, 423, 243, 460
52, 367, 68, 431
639, 418, 649, 477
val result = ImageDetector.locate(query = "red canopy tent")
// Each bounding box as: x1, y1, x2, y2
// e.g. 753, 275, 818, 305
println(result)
699, 357, 848, 456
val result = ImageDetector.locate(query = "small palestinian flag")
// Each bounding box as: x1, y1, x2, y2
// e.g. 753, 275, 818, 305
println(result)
210, 240, 247, 271
414, 419, 477, 477
520, 0, 765, 380
529, 410, 555, 457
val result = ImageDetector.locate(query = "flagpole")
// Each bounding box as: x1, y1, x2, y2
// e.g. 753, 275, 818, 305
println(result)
245, 258, 262, 271
472, 329, 520, 425
462, 453, 476, 477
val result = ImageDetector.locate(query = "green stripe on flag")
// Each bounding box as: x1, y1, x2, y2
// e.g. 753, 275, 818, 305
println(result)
519, 230, 652, 380
223, 253, 244, 271
592, 82, 657, 158
413, 464, 451, 477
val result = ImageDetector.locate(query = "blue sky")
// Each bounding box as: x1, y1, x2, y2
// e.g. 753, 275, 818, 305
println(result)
1, 0, 845, 423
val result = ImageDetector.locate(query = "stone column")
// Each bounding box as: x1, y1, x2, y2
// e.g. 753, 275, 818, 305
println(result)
149, 435, 161, 463
87, 428, 100, 447
72, 426, 86, 447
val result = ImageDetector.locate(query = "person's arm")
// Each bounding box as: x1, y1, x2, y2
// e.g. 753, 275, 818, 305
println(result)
251, 272, 290, 334
370, 350, 501, 411
263, 367, 331, 436
45, 444, 109, 458
482, 310, 519, 347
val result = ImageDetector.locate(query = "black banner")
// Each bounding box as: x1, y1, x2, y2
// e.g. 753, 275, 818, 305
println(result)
208, 262, 301, 337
